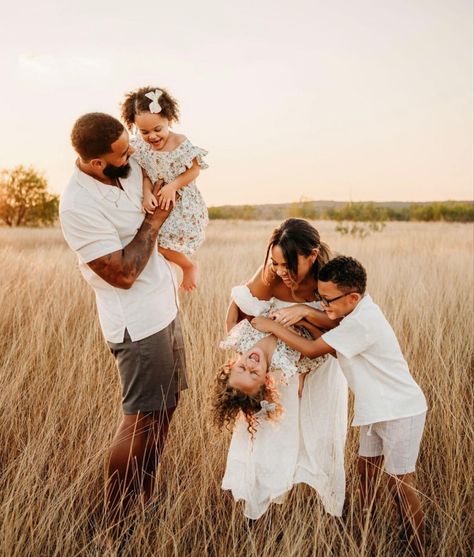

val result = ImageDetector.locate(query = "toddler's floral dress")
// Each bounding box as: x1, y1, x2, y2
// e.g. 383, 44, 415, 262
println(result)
132, 136, 209, 255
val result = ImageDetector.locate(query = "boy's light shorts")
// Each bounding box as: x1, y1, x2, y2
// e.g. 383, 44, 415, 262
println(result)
358, 412, 426, 475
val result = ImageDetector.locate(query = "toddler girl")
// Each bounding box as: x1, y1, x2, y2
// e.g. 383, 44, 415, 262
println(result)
121, 86, 208, 291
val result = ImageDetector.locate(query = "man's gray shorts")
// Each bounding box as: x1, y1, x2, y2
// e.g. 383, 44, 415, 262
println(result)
107, 317, 188, 414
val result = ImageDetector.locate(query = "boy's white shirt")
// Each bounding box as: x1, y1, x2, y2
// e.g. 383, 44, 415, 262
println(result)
322, 294, 427, 426
59, 158, 178, 343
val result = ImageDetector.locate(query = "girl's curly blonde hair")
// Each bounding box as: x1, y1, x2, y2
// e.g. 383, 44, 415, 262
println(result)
211, 359, 283, 437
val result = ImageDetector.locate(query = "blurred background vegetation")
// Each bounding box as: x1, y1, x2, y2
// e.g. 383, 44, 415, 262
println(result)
1, 165, 472, 227
209, 199, 474, 222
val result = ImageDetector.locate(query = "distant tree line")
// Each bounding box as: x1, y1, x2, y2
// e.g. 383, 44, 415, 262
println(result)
1, 165, 472, 226
209, 200, 474, 222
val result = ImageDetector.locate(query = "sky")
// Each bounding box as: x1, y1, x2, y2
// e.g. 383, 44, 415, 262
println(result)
1, 0, 472, 206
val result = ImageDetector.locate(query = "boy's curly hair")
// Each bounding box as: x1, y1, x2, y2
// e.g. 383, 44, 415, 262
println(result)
318, 255, 367, 294
120, 86, 180, 130
211, 360, 283, 437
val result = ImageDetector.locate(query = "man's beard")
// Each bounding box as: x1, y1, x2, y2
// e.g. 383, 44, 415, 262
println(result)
103, 161, 131, 179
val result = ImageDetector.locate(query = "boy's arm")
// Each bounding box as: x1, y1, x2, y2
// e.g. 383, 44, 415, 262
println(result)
251, 316, 336, 358
296, 318, 323, 339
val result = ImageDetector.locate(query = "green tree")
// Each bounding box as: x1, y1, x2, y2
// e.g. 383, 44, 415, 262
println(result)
0, 166, 59, 227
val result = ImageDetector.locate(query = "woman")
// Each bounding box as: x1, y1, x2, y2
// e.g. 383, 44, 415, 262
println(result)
218, 219, 349, 519
226, 218, 337, 332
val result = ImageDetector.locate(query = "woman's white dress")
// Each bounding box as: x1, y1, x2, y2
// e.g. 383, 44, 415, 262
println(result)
221, 286, 348, 519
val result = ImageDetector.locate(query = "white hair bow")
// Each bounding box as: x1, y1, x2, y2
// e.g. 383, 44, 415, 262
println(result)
259, 400, 276, 416
145, 89, 163, 113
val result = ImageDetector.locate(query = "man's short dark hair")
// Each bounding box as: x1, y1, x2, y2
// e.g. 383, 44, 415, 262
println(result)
319, 256, 367, 294
71, 113, 124, 161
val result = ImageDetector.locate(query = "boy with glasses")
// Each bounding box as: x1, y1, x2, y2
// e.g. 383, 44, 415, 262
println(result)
252, 256, 427, 556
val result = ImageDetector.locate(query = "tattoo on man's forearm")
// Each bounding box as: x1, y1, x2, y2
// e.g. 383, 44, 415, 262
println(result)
88, 216, 162, 286
121, 219, 159, 281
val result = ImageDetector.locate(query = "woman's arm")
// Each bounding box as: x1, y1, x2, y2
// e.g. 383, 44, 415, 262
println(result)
224, 266, 272, 332
251, 316, 336, 358
271, 304, 339, 330
225, 300, 253, 333
225, 300, 239, 333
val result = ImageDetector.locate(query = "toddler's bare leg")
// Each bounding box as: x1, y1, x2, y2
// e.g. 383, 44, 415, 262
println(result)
158, 247, 198, 291
387, 473, 424, 556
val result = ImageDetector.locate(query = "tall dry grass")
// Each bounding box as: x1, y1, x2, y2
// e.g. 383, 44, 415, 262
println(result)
0, 221, 473, 557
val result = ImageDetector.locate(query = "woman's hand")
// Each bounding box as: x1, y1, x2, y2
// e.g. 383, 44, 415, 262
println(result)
270, 304, 310, 327
157, 184, 177, 211
251, 316, 276, 333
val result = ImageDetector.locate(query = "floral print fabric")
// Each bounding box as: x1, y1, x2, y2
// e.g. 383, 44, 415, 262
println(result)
132, 136, 209, 256
220, 318, 328, 380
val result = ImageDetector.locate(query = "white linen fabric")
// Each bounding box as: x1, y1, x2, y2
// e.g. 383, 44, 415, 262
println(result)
131, 136, 209, 256
322, 294, 427, 426
221, 286, 348, 519
359, 412, 427, 475
59, 158, 178, 343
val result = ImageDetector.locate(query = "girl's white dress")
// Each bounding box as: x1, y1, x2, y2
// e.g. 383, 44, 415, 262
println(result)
132, 136, 209, 256
220, 286, 348, 519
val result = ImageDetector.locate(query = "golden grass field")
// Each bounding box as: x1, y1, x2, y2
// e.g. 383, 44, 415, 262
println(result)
0, 221, 473, 557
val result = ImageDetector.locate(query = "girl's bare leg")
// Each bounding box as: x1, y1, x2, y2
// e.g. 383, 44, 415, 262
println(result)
158, 247, 198, 291
387, 474, 424, 556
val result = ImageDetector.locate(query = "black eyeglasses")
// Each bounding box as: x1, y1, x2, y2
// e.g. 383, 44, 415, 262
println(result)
319, 292, 359, 307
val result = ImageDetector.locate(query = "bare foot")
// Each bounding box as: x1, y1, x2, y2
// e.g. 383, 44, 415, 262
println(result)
180, 262, 198, 291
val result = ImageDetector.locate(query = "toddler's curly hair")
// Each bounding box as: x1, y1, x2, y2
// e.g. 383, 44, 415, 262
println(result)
211, 360, 283, 437
120, 86, 180, 130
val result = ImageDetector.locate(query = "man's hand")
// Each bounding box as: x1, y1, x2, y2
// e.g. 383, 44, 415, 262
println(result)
251, 316, 276, 333
147, 202, 171, 225
157, 184, 177, 211
270, 304, 310, 327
